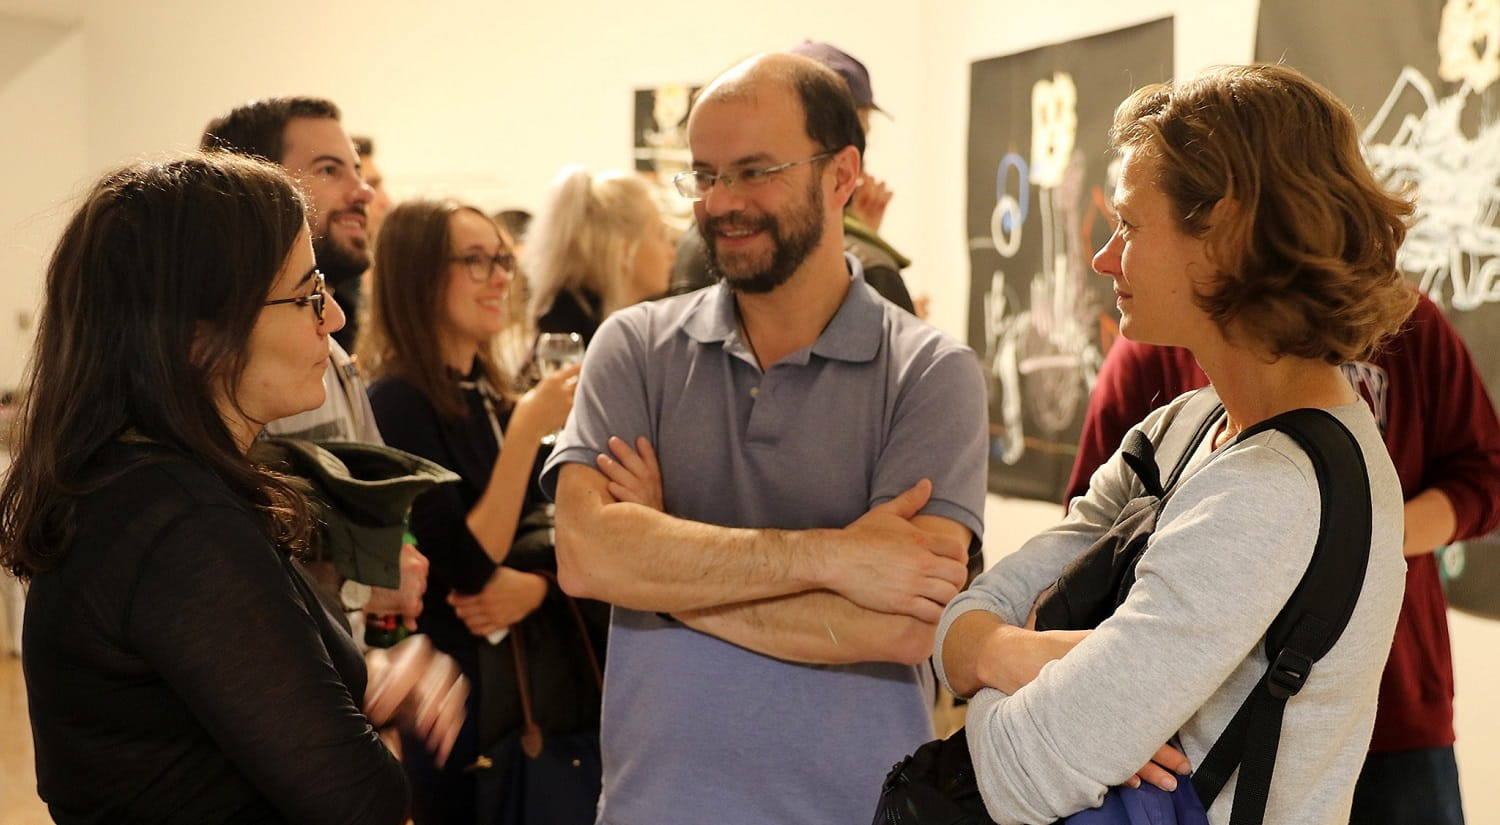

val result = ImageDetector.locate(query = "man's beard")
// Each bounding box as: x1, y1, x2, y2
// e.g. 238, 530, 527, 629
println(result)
701, 177, 823, 295
313, 213, 370, 290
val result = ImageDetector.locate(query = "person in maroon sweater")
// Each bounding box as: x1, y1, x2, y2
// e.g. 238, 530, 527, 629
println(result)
1064, 290, 1500, 824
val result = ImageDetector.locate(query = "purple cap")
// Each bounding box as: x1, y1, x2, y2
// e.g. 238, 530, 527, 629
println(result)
787, 40, 884, 114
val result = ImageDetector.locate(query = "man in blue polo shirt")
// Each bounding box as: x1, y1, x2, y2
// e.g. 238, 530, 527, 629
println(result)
543, 52, 988, 825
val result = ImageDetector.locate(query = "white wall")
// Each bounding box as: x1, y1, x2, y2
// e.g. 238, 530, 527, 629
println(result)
65, 0, 1263, 340
0, 18, 85, 390
5, 0, 1495, 819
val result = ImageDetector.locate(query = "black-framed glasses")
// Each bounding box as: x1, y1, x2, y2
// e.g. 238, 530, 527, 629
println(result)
262, 270, 327, 323
672, 151, 836, 201
449, 252, 516, 283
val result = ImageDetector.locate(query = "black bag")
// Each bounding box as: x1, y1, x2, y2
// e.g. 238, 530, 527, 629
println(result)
472, 569, 606, 825
874, 395, 1373, 825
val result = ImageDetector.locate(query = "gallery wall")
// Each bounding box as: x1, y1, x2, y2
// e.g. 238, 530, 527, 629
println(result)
1, 0, 1256, 390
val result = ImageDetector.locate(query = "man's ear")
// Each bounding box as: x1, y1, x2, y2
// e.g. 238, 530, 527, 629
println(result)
830, 144, 862, 210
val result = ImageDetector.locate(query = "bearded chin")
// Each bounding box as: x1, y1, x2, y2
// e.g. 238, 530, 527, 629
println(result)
314, 232, 370, 289
704, 181, 824, 295
711, 242, 796, 294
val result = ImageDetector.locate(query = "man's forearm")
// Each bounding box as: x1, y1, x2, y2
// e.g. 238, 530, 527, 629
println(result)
554, 465, 828, 612
555, 465, 969, 622
675, 590, 938, 666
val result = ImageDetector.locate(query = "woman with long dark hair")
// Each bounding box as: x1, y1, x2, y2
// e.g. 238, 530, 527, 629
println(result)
0, 153, 462, 824
360, 198, 587, 824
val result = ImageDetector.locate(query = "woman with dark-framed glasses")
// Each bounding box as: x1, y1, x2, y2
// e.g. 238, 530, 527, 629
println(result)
0, 152, 467, 823
360, 198, 587, 824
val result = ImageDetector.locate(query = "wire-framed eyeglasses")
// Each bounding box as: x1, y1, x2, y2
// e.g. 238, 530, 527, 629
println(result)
672, 151, 836, 201
262, 270, 327, 323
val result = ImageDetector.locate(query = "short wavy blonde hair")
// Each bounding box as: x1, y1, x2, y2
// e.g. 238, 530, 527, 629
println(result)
1110, 63, 1416, 363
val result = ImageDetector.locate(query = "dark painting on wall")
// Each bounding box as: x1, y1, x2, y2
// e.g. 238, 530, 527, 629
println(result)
967, 18, 1174, 501
1258, 0, 1500, 408
1257, 0, 1500, 615
633, 84, 701, 231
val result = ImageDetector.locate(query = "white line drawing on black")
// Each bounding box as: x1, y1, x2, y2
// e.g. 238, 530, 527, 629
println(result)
1363, 0, 1500, 312
976, 72, 1106, 465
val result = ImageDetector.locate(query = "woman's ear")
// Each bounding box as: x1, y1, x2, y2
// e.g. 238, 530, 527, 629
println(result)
190, 320, 213, 368
1201, 196, 1245, 280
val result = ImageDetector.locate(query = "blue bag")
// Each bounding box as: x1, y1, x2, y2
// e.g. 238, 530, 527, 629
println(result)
1064, 781, 1208, 825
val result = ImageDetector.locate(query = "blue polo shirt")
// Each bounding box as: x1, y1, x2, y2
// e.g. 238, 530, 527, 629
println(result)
542, 256, 988, 825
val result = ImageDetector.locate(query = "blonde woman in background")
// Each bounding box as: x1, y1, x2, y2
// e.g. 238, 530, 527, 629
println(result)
523, 166, 675, 345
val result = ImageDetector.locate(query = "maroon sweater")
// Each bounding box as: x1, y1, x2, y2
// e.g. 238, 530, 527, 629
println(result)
1063, 292, 1500, 752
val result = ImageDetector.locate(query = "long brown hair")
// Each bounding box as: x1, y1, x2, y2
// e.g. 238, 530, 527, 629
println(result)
0, 153, 315, 579
360, 199, 511, 420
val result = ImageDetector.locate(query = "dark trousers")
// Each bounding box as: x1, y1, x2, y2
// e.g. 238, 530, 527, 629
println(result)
403, 696, 480, 825
1350, 745, 1464, 825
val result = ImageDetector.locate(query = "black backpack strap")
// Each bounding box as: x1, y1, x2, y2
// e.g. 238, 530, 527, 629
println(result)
1093, 393, 1226, 618
1190, 408, 1372, 825
1120, 389, 1226, 500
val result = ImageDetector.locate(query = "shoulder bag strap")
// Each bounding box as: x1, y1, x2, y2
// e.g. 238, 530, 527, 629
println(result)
509, 570, 606, 759
510, 625, 545, 758
533, 570, 603, 688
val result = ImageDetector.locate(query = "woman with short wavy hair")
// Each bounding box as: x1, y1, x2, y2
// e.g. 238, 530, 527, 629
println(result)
935, 64, 1414, 824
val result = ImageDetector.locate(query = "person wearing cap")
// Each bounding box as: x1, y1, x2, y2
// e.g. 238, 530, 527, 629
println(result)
670, 40, 919, 315
787, 40, 897, 233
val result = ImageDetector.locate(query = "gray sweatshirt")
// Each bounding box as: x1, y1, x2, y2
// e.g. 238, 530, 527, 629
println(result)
934, 388, 1404, 825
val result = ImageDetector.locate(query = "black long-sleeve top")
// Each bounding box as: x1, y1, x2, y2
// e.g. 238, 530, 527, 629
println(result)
22, 441, 406, 825
366, 364, 521, 679
536, 287, 603, 347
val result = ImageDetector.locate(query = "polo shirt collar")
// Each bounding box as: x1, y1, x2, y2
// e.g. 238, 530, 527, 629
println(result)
680, 252, 884, 365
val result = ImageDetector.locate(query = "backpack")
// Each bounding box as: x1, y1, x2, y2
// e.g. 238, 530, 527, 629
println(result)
873, 392, 1374, 825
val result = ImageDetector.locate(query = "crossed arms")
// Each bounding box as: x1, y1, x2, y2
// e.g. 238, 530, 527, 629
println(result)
553, 437, 972, 666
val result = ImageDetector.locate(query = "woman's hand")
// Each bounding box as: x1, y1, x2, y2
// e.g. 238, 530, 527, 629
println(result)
849, 172, 893, 231
510, 363, 580, 444
596, 435, 664, 510
364, 635, 469, 767
365, 542, 429, 631
447, 567, 548, 636
1124, 742, 1192, 792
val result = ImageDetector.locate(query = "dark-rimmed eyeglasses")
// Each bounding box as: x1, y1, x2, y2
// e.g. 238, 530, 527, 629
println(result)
672, 151, 836, 201
449, 252, 516, 283
262, 270, 327, 323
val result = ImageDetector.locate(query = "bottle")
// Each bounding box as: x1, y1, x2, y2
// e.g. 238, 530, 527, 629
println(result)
364, 528, 418, 648
364, 612, 410, 649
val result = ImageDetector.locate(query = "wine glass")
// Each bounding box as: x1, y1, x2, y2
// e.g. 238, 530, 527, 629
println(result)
534, 332, 585, 445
